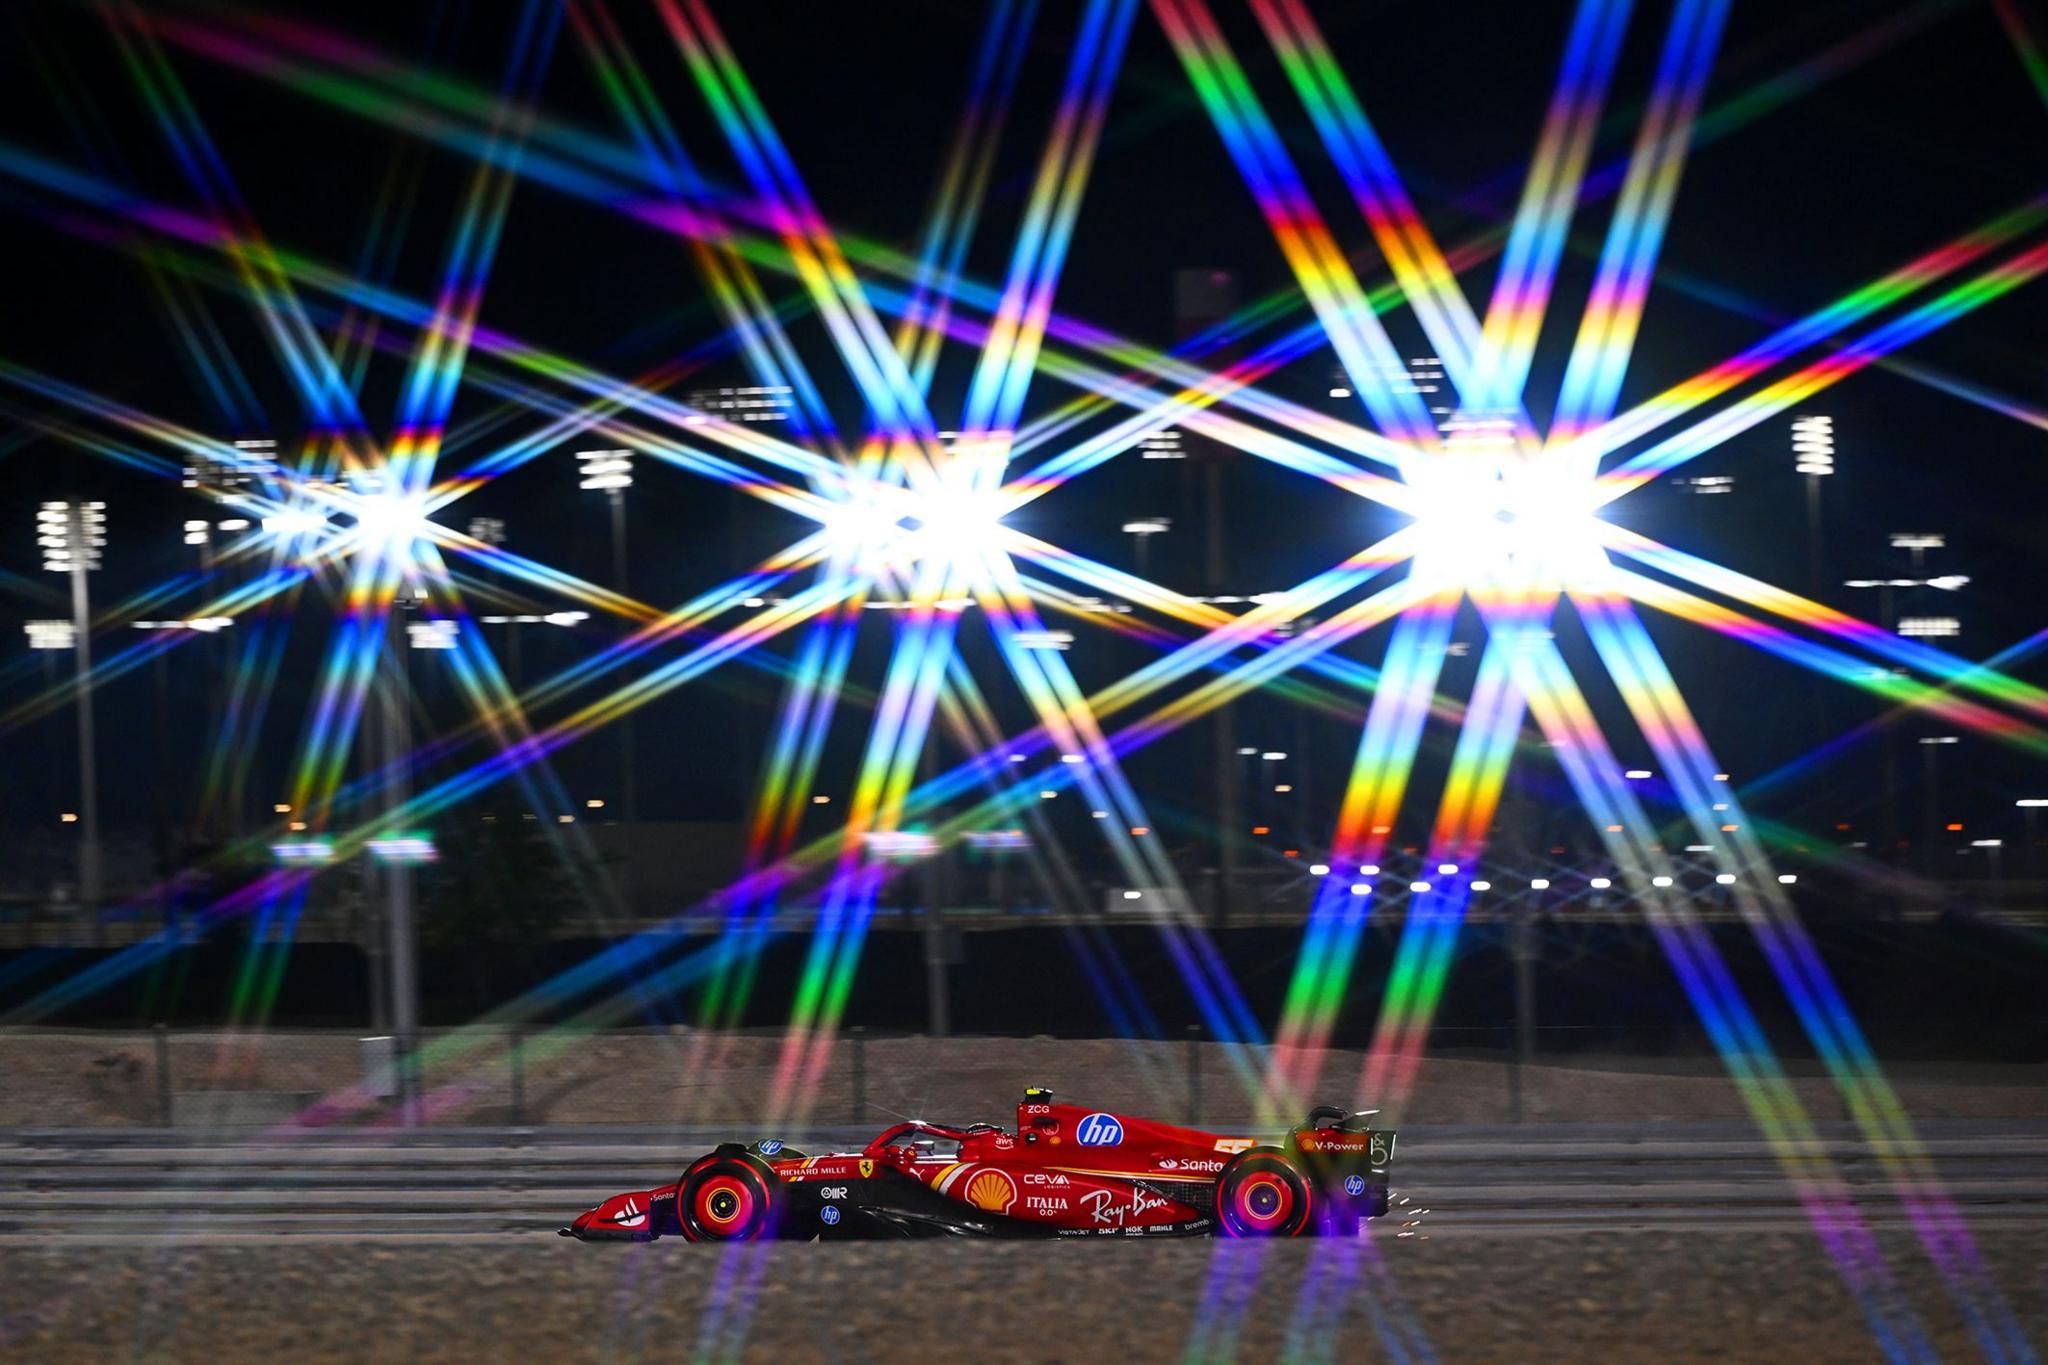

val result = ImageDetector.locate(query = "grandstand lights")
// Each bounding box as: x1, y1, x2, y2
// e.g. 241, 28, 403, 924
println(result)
36, 501, 105, 914
23, 620, 74, 650
1624, 769, 1652, 780
1651, 875, 1674, 888
37, 500, 106, 572
407, 619, 458, 650
1138, 429, 1185, 460
1889, 532, 1944, 552
1589, 877, 1613, 890
1897, 616, 1959, 639
367, 834, 438, 864
1715, 873, 1737, 885
1309, 863, 1330, 876
1470, 880, 1491, 892
1530, 879, 1551, 890
575, 449, 634, 491
1359, 863, 1380, 875
1437, 863, 1458, 875
1350, 883, 1371, 896
1409, 881, 1431, 893
1791, 415, 1834, 476
1777, 874, 1798, 885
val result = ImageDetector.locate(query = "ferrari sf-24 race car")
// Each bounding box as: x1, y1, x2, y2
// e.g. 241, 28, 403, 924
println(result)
562, 1089, 1394, 1241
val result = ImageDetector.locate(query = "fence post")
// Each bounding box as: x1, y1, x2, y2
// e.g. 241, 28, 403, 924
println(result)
849, 1026, 866, 1122
1185, 1024, 1201, 1125
153, 1022, 172, 1127
509, 1027, 526, 1127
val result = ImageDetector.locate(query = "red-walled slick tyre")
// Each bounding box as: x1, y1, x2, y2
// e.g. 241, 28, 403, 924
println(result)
676, 1155, 778, 1242
1216, 1149, 1312, 1238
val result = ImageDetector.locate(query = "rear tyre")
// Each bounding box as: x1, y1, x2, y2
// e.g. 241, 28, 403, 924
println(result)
676, 1155, 779, 1242
1216, 1149, 1312, 1238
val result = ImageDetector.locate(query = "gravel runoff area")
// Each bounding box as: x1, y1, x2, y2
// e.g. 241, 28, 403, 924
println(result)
6, 1029, 2046, 1128
1, 1231, 2043, 1362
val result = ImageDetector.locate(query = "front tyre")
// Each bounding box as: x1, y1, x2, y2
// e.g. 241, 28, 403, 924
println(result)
676, 1155, 779, 1242
1216, 1149, 1313, 1238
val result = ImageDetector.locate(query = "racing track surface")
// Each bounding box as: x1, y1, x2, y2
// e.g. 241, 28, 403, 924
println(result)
2, 1119, 2043, 1241
3, 1123, 2044, 1361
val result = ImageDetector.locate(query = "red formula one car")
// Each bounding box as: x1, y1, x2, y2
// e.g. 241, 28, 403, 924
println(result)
562, 1089, 1394, 1241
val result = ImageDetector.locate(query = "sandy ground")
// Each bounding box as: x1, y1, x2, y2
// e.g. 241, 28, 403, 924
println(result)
0, 1230, 2040, 1362
4, 1028, 2045, 1129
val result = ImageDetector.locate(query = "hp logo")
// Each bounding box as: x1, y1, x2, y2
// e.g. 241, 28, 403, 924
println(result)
1343, 1174, 1366, 1197
1075, 1113, 1124, 1147
820, 1205, 841, 1226
758, 1139, 783, 1155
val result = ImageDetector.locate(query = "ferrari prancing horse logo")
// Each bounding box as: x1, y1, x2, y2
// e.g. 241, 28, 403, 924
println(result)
858, 1159, 874, 1179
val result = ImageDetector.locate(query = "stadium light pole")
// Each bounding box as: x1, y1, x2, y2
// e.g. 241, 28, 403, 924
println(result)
1791, 415, 1833, 598
2017, 799, 2048, 879
377, 594, 429, 1124
1845, 572, 1965, 873
1122, 517, 1169, 579
577, 451, 639, 904
1918, 736, 1958, 877
38, 501, 105, 923
24, 620, 76, 871
1889, 531, 1944, 572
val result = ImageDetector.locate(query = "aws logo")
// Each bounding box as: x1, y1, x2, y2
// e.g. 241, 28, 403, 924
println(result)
1075, 1113, 1124, 1147
964, 1169, 1017, 1213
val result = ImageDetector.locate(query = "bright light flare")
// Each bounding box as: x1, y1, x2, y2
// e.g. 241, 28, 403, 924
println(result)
1406, 457, 1610, 593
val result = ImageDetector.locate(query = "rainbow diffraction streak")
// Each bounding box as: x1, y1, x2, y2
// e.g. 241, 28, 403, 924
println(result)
0, 1, 2041, 1361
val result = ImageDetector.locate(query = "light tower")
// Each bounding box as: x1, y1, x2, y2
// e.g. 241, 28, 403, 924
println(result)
1791, 415, 1833, 597
1122, 517, 1170, 577
576, 449, 639, 897
37, 501, 106, 916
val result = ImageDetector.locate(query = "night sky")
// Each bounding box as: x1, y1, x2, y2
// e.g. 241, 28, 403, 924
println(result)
1, 0, 2043, 867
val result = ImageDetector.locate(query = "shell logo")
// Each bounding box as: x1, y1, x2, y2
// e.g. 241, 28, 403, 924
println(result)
963, 1169, 1017, 1213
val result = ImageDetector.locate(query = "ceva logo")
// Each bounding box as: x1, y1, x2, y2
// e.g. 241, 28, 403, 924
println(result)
1075, 1112, 1124, 1147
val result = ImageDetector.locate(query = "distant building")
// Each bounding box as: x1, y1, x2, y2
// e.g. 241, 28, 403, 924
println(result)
1329, 358, 1455, 433
683, 385, 794, 424
185, 437, 277, 492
